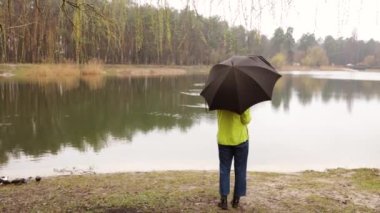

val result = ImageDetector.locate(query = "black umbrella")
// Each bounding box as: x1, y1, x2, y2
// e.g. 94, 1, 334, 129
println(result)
200, 55, 281, 114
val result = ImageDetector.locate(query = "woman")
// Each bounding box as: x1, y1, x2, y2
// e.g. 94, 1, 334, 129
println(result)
217, 109, 251, 210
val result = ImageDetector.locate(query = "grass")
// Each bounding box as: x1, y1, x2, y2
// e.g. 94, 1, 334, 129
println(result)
1, 62, 351, 80
352, 168, 380, 192
81, 59, 105, 76
0, 63, 211, 93
0, 63, 352, 85
0, 63, 210, 92
0, 63, 205, 79
1, 169, 379, 212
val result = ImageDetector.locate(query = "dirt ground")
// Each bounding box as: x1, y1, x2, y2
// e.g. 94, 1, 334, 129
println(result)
1, 168, 379, 212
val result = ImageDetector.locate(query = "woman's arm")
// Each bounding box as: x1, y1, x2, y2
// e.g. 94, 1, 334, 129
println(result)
240, 109, 251, 125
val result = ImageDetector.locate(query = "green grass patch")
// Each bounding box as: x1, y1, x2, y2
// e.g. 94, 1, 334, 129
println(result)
351, 168, 380, 192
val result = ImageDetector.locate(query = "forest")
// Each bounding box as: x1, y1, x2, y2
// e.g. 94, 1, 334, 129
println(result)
1, 0, 380, 67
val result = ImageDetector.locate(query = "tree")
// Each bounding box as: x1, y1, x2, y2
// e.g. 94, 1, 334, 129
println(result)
72, 0, 83, 64
0, 0, 380, 66
283, 27, 295, 64
298, 33, 317, 52
301, 46, 329, 67
323, 35, 337, 65
246, 30, 269, 56
294, 33, 318, 64
269, 27, 285, 57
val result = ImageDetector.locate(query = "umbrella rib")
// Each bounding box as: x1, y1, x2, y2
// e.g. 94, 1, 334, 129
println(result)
238, 65, 279, 74
207, 68, 232, 107
200, 64, 230, 97
238, 69, 272, 100
236, 64, 281, 95
204, 64, 231, 86
248, 55, 276, 70
233, 67, 242, 112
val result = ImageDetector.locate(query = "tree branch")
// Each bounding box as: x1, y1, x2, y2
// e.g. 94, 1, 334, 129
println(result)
7, 22, 37, 29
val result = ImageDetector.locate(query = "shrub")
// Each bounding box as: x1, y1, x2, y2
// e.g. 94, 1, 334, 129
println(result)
270, 53, 287, 68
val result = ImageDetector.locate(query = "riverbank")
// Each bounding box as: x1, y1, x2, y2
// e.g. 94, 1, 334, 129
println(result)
0, 169, 379, 212
0, 63, 354, 79
0, 63, 210, 79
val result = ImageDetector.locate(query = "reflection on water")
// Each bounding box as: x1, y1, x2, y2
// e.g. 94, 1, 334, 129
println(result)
273, 73, 380, 112
0, 76, 211, 167
1, 71, 380, 176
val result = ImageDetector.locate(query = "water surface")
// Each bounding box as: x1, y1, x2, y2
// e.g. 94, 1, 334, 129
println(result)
1, 71, 380, 177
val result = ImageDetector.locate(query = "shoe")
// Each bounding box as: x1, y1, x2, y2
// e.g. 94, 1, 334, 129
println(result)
231, 196, 240, 208
218, 195, 228, 210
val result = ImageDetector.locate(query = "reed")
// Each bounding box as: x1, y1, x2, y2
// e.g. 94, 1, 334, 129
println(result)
24, 63, 80, 78
81, 59, 104, 76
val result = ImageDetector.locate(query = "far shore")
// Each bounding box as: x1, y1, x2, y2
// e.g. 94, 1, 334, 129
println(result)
0, 168, 379, 212
0, 63, 365, 80
0, 64, 210, 79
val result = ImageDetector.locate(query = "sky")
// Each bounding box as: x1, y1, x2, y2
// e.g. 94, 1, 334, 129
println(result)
138, 0, 380, 41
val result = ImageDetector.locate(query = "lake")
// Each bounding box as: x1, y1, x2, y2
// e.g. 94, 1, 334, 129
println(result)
1, 71, 380, 177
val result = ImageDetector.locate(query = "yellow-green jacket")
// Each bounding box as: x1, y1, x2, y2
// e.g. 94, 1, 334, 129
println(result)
217, 109, 251, 145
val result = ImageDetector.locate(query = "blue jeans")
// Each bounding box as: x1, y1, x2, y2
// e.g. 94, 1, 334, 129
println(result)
218, 141, 249, 197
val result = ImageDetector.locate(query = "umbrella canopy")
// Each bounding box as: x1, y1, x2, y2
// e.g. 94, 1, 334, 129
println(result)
200, 55, 281, 114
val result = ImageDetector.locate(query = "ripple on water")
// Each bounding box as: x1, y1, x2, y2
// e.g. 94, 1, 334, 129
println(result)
193, 83, 205, 87
180, 91, 201, 97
